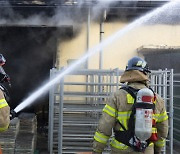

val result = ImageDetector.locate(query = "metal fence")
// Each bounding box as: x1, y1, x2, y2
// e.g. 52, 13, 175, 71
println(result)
173, 73, 180, 149
48, 68, 173, 154
150, 69, 174, 154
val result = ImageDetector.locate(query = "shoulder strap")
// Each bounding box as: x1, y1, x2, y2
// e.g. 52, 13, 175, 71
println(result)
120, 85, 139, 100
120, 86, 140, 130
0, 83, 11, 103
116, 119, 127, 131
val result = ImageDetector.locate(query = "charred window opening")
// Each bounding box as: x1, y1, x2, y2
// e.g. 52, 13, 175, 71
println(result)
0, 26, 73, 110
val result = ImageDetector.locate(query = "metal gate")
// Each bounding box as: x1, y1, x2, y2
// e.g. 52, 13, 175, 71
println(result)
48, 68, 173, 154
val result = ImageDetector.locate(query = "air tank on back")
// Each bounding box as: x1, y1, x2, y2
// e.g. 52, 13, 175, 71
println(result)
135, 88, 154, 141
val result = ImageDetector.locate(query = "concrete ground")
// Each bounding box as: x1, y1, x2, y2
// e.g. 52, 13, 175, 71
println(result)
36, 130, 180, 154
36, 131, 49, 154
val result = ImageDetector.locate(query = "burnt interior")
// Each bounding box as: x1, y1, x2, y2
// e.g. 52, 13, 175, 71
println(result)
0, 26, 55, 109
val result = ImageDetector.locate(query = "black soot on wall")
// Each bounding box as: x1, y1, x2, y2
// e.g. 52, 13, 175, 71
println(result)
0, 26, 58, 112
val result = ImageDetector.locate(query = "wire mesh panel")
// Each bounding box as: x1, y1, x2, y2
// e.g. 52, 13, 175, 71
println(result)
48, 68, 173, 154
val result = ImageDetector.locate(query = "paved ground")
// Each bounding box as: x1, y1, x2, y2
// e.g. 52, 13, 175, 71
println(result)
36, 131, 49, 154
36, 130, 180, 154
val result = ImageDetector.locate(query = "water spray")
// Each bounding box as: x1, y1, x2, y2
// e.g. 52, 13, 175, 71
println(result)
14, 0, 179, 113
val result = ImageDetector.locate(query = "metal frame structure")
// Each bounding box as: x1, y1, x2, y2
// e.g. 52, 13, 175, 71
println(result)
48, 68, 173, 154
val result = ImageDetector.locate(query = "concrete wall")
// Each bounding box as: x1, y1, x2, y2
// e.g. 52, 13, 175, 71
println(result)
57, 21, 180, 70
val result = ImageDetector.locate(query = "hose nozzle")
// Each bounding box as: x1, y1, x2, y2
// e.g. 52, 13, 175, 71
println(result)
10, 109, 17, 120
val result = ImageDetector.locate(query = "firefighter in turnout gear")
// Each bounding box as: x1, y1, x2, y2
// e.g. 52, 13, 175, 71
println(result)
0, 54, 11, 154
93, 56, 168, 154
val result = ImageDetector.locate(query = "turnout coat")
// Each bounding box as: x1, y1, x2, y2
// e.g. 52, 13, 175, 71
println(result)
93, 82, 168, 154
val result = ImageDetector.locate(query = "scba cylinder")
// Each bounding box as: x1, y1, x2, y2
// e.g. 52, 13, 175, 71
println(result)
135, 88, 154, 141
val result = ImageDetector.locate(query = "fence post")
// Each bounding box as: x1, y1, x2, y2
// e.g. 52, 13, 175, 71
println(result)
58, 76, 64, 154
169, 69, 174, 154
49, 68, 56, 154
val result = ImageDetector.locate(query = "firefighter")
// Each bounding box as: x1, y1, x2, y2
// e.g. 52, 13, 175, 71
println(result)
0, 54, 11, 154
93, 56, 168, 154
0, 84, 10, 154
0, 84, 10, 132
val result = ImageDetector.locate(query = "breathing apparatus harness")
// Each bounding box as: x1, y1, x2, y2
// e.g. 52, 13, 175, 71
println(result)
113, 85, 156, 152
0, 84, 10, 103
0, 54, 11, 106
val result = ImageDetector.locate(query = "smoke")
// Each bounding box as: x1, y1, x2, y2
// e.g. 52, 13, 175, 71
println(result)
0, 0, 116, 26
90, 0, 111, 21
0, 26, 57, 106
0, 2, 18, 24
0, 0, 120, 44
2, 0, 178, 27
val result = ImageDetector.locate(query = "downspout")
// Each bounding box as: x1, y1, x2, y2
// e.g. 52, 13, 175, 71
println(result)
86, 7, 90, 69
86, 7, 90, 104
99, 10, 106, 102
99, 10, 106, 69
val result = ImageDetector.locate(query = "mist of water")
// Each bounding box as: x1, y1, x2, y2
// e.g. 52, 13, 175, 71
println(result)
14, 0, 179, 113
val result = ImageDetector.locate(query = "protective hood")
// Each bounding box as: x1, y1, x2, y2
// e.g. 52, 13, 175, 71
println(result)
120, 70, 149, 83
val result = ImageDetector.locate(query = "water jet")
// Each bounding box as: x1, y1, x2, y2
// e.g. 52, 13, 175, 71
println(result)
14, 0, 178, 113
